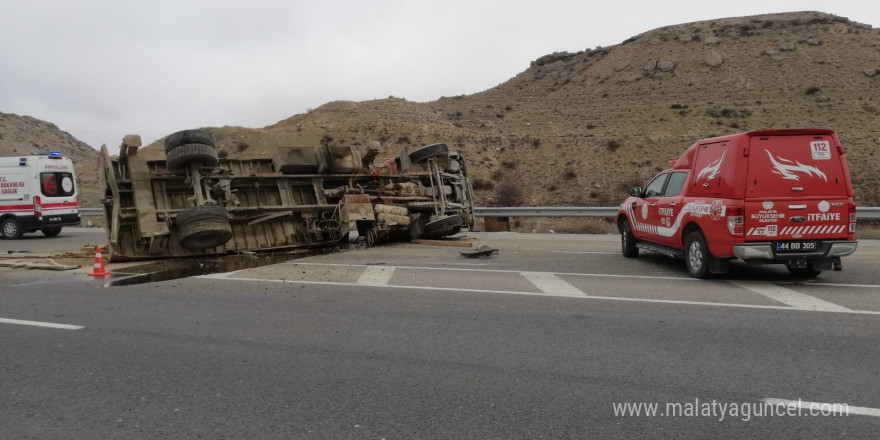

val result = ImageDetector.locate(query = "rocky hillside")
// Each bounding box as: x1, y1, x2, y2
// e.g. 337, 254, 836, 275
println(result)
6, 11, 880, 210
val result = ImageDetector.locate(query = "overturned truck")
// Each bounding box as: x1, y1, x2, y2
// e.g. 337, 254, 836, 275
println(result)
99, 130, 474, 261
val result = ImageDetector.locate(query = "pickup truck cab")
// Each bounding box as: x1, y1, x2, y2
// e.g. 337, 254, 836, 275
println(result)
617, 129, 857, 278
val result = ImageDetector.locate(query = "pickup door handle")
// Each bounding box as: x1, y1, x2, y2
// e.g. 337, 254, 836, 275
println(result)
648, 203, 656, 207
668, 202, 677, 207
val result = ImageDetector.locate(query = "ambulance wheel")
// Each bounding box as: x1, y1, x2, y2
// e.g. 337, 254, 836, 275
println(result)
1, 218, 23, 239
620, 218, 639, 258
166, 143, 220, 171
684, 231, 712, 279
409, 143, 449, 164
41, 227, 62, 237
176, 205, 233, 250
787, 266, 822, 278
165, 129, 215, 152
422, 214, 463, 238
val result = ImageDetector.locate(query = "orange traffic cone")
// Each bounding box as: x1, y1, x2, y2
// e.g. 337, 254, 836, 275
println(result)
88, 245, 111, 277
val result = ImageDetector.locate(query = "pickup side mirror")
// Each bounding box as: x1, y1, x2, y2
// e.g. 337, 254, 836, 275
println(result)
630, 187, 643, 197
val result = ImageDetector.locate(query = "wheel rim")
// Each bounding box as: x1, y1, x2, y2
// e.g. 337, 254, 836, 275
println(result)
688, 241, 703, 271
3, 221, 17, 237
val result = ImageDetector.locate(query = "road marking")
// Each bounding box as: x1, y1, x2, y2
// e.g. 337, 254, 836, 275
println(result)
197, 275, 880, 315
762, 398, 880, 418
356, 266, 395, 286
280, 262, 698, 281
521, 272, 586, 297
0, 317, 84, 330
730, 281, 851, 312
552, 251, 619, 255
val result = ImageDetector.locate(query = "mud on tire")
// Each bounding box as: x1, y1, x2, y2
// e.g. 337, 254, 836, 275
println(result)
166, 143, 220, 171
422, 214, 463, 238
176, 205, 233, 250
408, 143, 449, 164
165, 130, 215, 152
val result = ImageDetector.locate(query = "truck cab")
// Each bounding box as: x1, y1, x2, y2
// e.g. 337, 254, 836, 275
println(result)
617, 129, 857, 278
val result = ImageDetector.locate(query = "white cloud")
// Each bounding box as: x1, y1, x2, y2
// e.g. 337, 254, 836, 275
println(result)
1, 0, 876, 153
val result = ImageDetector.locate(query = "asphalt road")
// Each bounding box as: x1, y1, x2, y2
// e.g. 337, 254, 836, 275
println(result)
1, 231, 879, 439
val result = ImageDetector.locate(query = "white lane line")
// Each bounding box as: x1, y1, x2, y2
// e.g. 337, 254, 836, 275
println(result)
197, 276, 880, 315
730, 281, 851, 312
552, 251, 619, 255
0, 317, 84, 330
521, 272, 586, 297
356, 266, 396, 286
280, 262, 697, 281
762, 398, 880, 418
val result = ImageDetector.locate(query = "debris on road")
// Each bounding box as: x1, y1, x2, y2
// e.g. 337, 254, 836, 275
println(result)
460, 243, 499, 258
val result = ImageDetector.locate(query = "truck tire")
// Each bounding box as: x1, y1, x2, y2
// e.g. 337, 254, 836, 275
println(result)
684, 231, 711, 279
165, 129, 215, 152
409, 143, 449, 164
166, 143, 220, 171
620, 218, 639, 258
422, 214, 463, 238
176, 205, 233, 250
1, 218, 23, 239
787, 266, 822, 278
41, 227, 62, 237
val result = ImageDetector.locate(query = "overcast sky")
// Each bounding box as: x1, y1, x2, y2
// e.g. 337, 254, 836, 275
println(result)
1, 0, 877, 154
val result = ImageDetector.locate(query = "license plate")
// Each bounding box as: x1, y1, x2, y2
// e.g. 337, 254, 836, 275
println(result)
776, 241, 818, 253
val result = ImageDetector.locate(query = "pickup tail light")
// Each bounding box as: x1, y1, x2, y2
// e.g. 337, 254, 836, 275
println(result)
727, 206, 744, 236
849, 203, 857, 235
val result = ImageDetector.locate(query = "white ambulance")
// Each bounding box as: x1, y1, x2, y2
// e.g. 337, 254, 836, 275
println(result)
0, 152, 81, 239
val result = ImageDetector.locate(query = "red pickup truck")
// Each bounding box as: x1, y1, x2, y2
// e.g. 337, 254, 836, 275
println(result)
617, 129, 858, 278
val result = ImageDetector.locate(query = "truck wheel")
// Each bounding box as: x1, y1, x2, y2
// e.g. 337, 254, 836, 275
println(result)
1, 218, 23, 239
684, 231, 712, 279
620, 218, 639, 258
422, 214, 463, 238
165, 129, 215, 152
166, 143, 220, 171
41, 227, 62, 237
176, 205, 233, 250
787, 266, 822, 278
409, 143, 449, 164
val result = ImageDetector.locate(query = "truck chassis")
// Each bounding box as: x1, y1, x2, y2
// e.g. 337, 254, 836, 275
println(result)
99, 132, 474, 262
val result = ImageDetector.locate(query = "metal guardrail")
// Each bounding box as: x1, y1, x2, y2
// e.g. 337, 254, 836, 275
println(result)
80, 206, 880, 219
475, 206, 880, 220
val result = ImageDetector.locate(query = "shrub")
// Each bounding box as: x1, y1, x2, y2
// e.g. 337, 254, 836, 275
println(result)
471, 178, 494, 191
495, 178, 523, 207
607, 139, 621, 152
236, 142, 250, 153
806, 86, 821, 95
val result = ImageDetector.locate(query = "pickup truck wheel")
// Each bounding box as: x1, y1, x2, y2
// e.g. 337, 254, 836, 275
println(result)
165, 129, 215, 152
409, 143, 449, 164
41, 227, 62, 237
176, 205, 233, 250
620, 218, 639, 258
166, 143, 220, 171
787, 266, 822, 278
1, 218, 23, 239
684, 231, 712, 279
422, 214, 463, 238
